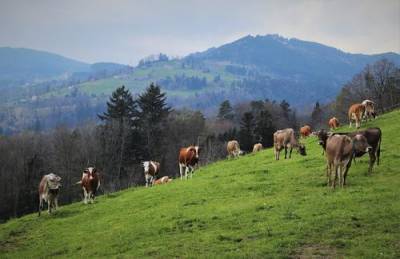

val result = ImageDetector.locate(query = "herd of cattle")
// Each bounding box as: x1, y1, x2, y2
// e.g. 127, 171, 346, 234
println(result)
37, 99, 381, 215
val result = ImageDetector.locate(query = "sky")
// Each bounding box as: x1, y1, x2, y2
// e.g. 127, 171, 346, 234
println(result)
0, 0, 399, 65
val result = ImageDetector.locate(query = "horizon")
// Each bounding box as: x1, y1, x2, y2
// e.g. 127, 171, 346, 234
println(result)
1, 0, 399, 65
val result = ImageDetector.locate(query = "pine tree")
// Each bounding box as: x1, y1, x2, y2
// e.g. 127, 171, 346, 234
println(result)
239, 112, 255, 152
311, 101, 323, 128
218, 100, 234, 121
254, 108, 275, 147
137, 83, 171, 159
280, 100, 291, 120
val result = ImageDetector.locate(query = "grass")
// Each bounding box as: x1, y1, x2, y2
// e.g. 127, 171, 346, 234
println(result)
1, 110, 400, 258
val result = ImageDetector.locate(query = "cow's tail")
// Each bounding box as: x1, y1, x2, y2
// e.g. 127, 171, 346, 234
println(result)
377, 133, 381, 166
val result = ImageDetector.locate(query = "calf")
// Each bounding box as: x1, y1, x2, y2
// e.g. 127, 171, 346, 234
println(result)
328, 117, 339, 130
153, 176, 173, 185
317, 127, 382, 174
227, 140, 243, 158
252, 143, 263, 153
79, 167, 100, 204
179, 145, 200, 180
326, 134, 371, 188
143, 161, 160, 187
273, 128, 306, 160
300, 125, 312, 138
38, 173, 62, 216
348, 103, 366, 128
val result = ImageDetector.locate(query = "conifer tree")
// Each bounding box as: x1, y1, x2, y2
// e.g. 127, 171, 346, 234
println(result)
218, 100, 234, 121
254, 108, 275, 147
311, 101, 323, 128
239, 112, 255, 152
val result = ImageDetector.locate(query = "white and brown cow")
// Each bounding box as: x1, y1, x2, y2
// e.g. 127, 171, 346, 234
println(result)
326, 134, 371, 188
143, 161, 160, 187
273, 128, 306, 160
179, 145, 200, 180
38, 173, 62, 216
252, 143, 263, 153
227, 140, 243, 158
153, 176, 173, 185
79, 167, 100, 204
362, 99, 377, 121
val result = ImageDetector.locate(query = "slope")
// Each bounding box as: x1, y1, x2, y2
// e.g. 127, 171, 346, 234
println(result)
1, 110, 399, 258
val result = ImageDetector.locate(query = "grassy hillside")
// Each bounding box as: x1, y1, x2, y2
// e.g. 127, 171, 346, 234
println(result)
1, 110, 400, 258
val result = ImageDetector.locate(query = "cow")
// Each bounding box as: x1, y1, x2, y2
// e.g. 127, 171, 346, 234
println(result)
362, 99, 377, 121
300, 125, 312, 138
273, 128, 306, 160
317, 127, 382, 174
143, 161, 160, 187
179, 145, 200, 180
79, 167, 100, 204
348, 103, 366, 128
253, 143, 263, 153
227, 140, 243, 158
328, 117, 340, 130
153, 176, 173, 185
38, 173, 62, 216
326, 134, 371, 188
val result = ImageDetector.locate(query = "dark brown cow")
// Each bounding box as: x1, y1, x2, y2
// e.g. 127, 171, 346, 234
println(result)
326, 134, 371, 188
143, 161, 160, 187
300, 125, 312, 138
273, 128, 306, 160
38, 173, 62, 216
328, 117, 339, 130
317, 127, 382, 174
79, 167, 100, 204
348, 103, 366, 128
179, 145, 200, 180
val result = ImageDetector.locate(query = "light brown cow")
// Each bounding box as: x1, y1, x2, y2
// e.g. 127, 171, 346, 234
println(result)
38, 173, 62, 216
328, 117, 339, 130
179, 146, 200, 180
273, 128, 306, 160
325, 134, 371, 188
143, 161, 160, 187
153, 176, 173, 185
253, 143, 263, 152
227, 140, 243, 158
348, 103, 366, 128
362, 99, 377, 121
300, 125, 312, 138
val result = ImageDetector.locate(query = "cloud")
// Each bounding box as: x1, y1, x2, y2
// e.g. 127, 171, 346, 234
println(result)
0, 0, 398, 64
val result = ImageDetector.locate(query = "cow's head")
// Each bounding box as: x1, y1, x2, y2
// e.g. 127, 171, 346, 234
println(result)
316, 130, 331, 147
46, 173, 62, 190
353, 134, 372, 154
298, 144, 307, 156
84, 167, 97, 180
194, 146, 200, 159
142, 161, 150, 173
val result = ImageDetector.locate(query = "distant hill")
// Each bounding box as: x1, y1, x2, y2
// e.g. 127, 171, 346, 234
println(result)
0, 47, 91, 85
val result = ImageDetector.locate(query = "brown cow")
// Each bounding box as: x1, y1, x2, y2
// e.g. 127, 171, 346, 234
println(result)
38, 173, 62, 216
300, 125, 312, 138
348, 103, 366, 128
179, 146, 200, 180
362, 99, 377, 121
253, 143, 263, 153
317, 127, 382, 174
328, 117, 339, 130
227, 140, 243, 158
143, 161, 160, 187
326, 134, 371, 188
79, 167, 100, 204
153, 176, 173, 185
273, 128, 306, 160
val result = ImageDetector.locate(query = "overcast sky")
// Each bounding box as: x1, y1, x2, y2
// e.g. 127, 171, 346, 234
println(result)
0, 0, 399, 65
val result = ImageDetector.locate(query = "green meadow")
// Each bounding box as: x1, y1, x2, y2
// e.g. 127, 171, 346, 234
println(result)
1, 110, 399, 258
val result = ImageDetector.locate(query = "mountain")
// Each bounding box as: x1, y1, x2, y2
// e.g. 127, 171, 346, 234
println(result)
0, 47, 91, 85
1, 109, 399, 257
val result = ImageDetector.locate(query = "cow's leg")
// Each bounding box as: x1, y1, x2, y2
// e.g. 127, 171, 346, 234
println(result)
83, 188, 88, 204
368, 152, 376, 175
179, 164, 184, 180
289, 147, 293, 159
284, 147, 287, 159
145, 174, 149, 187
48, 199, 52, 214
326, 164, 331, 187
333, 165, 338, 189
185, 166, 189, 180
38, 196, 43, 216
